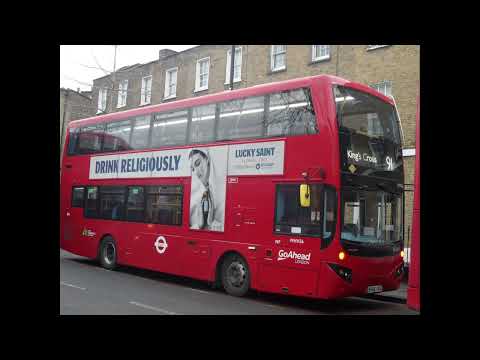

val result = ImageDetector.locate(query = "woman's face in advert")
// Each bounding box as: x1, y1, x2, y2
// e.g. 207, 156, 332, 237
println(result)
191, 153, 210, 185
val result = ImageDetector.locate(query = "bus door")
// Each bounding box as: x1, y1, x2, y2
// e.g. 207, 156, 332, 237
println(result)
257, 183, 322, 297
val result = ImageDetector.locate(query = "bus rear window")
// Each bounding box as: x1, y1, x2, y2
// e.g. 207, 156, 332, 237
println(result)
103, 119, 132, 152
77, 124, 105, 154
67, 128, 79, 155
71, 187, 85, 208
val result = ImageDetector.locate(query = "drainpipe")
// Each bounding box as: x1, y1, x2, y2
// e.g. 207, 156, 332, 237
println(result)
335, 45, 340, 76
229, 45, 235, 90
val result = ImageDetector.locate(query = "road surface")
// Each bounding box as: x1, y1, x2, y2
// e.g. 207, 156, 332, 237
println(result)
60, 250, 418, 315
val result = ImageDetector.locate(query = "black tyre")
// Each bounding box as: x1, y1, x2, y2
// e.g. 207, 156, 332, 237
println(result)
99, 236, 117, 270
221, 254, 250, 297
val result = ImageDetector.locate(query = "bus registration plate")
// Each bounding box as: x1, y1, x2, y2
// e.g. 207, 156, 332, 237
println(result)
367, 285, 383, 294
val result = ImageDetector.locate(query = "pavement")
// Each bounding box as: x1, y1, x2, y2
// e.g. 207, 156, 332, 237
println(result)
367, 278, 408, 303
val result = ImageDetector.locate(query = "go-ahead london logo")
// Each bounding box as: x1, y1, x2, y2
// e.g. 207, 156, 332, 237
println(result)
154, 236, 168, 254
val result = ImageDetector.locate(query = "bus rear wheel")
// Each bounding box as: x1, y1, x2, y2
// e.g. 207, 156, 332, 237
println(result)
99, 236, 117, 270
221, 254, 250, 297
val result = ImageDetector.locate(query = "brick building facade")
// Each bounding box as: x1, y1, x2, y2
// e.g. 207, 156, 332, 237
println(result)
91, 45, 420, 248
60, 88, 95, 159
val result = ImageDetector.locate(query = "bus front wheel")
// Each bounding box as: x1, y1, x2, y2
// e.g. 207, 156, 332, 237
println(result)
221, 254, 250, 297
99, 236, 117, 270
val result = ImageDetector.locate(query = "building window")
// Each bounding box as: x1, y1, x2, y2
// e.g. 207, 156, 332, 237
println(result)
97, 88, 107, 113
164, 67, 178, 99
370, 80, 393, 98
271, 45, 286, 72
195, 57, 210, 92
367, 45, 390, 51
312, 45, 330, 61
225, 47, 242, 84
117, 79, 128, 108
141, 76, 152, 105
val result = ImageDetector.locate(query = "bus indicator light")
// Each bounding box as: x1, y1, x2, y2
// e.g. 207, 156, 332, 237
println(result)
339, 252, 345, 260
400, 250, 405, 258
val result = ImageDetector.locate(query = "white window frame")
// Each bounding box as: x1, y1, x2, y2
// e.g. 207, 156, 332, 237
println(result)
195, 57, 210, 92
367, 45, 390, 51
140, 75, 152, 105
271, 45, 286, 72
117, 79, 128, 108
370, 80, 393, 98
225, 47, 242, 84
97, 87, 107, 114
164, 67, 178, 100
312, 45, 330, 62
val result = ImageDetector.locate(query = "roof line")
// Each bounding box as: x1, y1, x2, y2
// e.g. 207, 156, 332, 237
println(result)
160, 45, 200, 60
60, 88, 92, 101
93, 46, 201, 82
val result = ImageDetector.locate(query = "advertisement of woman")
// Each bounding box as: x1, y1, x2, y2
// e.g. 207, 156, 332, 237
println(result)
189, 147, 227, 231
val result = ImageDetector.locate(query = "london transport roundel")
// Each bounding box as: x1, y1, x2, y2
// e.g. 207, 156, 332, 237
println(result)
154, 236, 168, 254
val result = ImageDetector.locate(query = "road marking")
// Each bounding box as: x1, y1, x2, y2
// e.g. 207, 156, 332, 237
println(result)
189, 288, 211, 295
60, 281, 87, 291
129, 301, 181, 315
261, 303, 287, 310
264, 304, 282, 309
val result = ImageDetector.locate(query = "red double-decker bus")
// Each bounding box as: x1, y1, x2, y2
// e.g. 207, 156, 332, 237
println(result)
60, 75, 406, 299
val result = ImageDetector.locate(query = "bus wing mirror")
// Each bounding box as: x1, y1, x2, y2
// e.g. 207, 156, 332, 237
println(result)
300, 184, 311, 207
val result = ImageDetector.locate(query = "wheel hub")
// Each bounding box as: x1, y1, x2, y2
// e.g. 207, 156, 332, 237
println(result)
227, 262, 246, 288
104, 243, 115, 264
